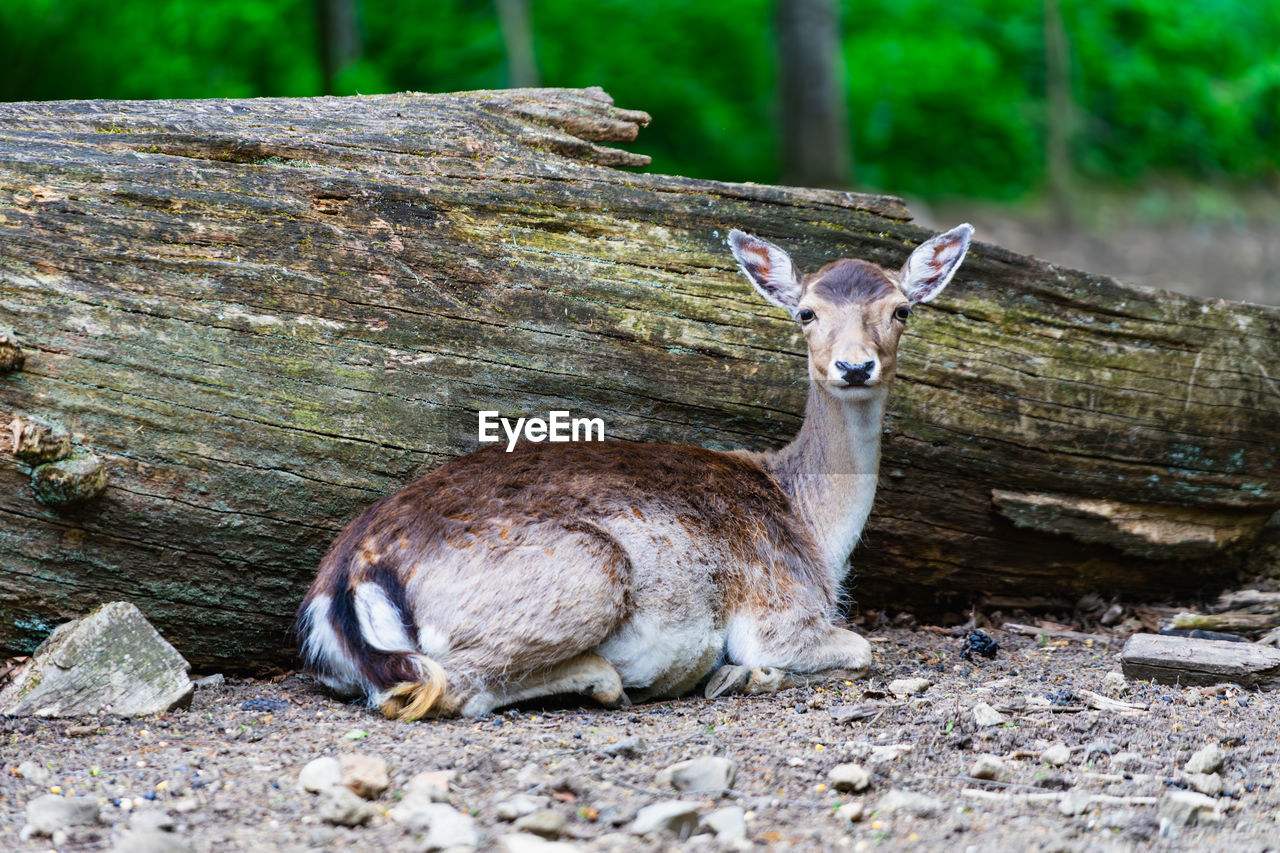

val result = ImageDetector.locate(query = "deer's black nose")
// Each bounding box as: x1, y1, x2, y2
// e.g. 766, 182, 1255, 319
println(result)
836, 360, 875, 386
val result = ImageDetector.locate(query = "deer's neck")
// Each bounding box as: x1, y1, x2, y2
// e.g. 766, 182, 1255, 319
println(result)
764, 384, 887, 586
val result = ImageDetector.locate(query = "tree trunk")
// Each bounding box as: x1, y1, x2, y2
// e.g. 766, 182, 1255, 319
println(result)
317, 0, 362, 95
495, 0, 541, 89
776, 0, 853, 187
1, 88, 1276, 671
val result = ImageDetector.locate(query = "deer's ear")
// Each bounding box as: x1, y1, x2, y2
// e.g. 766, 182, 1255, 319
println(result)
899, 223, 974, 304
728, 229, 802, 311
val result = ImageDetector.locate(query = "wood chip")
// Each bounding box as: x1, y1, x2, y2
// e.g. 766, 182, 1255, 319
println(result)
1121, 632, 1280, 690
1003, 623, 1119, 647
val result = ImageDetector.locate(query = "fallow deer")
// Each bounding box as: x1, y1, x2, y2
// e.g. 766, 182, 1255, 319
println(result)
296, 224, 975, 719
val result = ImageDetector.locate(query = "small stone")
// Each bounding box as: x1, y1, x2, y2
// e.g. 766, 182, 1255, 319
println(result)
1058, 790, 1093, 816
631, 801, 702, 836
877, 789, 942, 817
1101, 670, 1127, 693
193, 674, 225, 689
419, 806, 481, 851
888, 677, 930, 697
496, 794, 551, 821
1187, 772, 1223, 797
655, 756, 737, 794
601, 735, 647, 757
827, 763, 872, 793
406, 769, 453, 802
340, 753, 389, 800
700, 806, 746, 840
24, 793, 101, 836
1099, 604, 1125, 626
1158, 790, 1222, 826
972, 702, 1006, 727
515, 763, 547, 788
969, 754, 1012, 782
128, 808, 176, 832
111, 829, 194, 853
0, 601, 192, 717
1110, 752, 1143, 771
514, 809, 566, 839
298, 756, 342, 793
67, 724, 98, 737
389, 798, 454, 832
16, 760, 52, 787
866, 743, 913, 766
497, 834, 585, 853
1084, 741, 1119, 762
1041, 744, 1071, 767
1185, 743, 1226, 775
318, 785, 374, 827
833, 800, 865, 826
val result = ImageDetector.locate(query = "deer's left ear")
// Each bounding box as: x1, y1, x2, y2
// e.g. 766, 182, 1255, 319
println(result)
728, 229, 802, 311
899, 223, 974, 304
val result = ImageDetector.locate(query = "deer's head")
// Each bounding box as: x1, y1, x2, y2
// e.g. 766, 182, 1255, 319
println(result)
729, 225, 973, 401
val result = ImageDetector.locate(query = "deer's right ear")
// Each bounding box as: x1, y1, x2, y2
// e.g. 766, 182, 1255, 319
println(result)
728, 230, 802, 311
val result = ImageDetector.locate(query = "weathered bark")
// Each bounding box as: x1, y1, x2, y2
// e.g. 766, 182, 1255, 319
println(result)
0, 87, 1276, 671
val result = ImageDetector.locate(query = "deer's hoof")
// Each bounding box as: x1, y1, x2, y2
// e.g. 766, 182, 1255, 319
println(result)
704, 664, 752, 699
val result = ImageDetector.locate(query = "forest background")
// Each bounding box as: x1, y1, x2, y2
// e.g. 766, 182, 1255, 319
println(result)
4, 0, 1278, 302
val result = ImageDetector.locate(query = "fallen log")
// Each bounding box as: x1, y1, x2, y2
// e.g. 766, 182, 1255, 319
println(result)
1120, 633, 1280, 689
1, 87, 1277, 670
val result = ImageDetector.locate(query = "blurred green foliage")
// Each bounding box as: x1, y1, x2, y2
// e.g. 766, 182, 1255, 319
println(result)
2, 0, 1277, 200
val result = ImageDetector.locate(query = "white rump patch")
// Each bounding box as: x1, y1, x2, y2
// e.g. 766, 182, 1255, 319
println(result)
300, 595, 363, 695
354, 583, 415, 652
417, 624, 450, 659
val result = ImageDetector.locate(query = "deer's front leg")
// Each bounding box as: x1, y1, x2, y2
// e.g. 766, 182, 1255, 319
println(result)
706, 612, 871, 699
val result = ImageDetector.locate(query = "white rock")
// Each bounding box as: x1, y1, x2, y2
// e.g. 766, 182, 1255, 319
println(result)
111, 828, 194, 853
1187, 772, 1223, 797
827, 763, 872, 792
631, 801, 702, 836
700, 806, 746, 840
318, 785, 374, 827
1041, 744, 1071, 767
192, 673, 225, 689
419, 806, 482, 851
16, 760, 52, 787
298, 757, 342, 793
24, 794, 101, 836
497, 834, 584, 853
406, 769, 454, 802
1058, 790, 1093, 816
514, 809, 566, 839
1159, 790, 1222, 826
128, 809, 176, 832
1110, 752, 1143, 771
1185, 743, 1226, 775
833, 800, 865, 826
972, 702, 1006, 727
0, 602, 192, 717
888, 677, 931, 697
866, 744, 914, 767
515, 763, 547, 788
969, 754, 1011, 782
495, 794, 551, 821
339, 753, 389, 800
1101, 670, 1127, 693
877, 790, 942, 817
655, 756, 737, 793
390, 798, 458, 832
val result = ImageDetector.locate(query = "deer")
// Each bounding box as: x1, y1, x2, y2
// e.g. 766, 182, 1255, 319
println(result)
296, 223, 975, 719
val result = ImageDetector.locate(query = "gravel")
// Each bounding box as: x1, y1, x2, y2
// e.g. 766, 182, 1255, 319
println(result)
2, 625, 1277, 851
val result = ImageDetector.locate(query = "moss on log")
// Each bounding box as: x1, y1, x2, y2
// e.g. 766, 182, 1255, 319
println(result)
1, 87, 1277, 670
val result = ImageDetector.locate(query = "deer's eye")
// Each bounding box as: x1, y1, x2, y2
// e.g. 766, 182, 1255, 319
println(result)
797, 309, 816, 324
893, 305, 912, 322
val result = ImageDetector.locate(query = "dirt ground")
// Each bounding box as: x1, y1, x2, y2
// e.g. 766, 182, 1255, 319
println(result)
2, 625, 1277, 852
